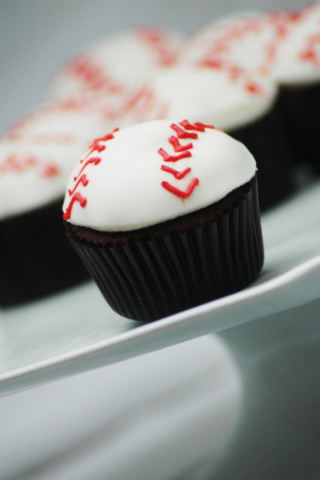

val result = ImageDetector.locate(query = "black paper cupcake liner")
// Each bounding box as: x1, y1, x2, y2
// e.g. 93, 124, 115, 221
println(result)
230, 98, 294, 211
276, 83, 320, 173
0, 200, 90, 307
68, 177, 264, 322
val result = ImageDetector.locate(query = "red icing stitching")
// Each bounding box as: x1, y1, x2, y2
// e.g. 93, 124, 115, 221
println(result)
81, 130, 118, 163
117, 85, 169, 123
161, 178, 199, 199
68, 174, 89, 196
161, 165, 191, 179
0, 154, 36, 173
170, 123, 198, 139
74, 157, 101, 181
300, 33, 320, 67
245, 81, 264, 95
158, 148, 191, 162
63, 192, 87, 220
138, 27, 178, 66
261, 9, 304, 75
89, 139, 106, 154
0, 153, 60, 178
199, 56, 266, 96
169, 136, 193, 152
66, 55, 123, 95
120, 86, 153, 116
159, 119, 215, 199
195, 9, 305, 80
64, 128, 118, 220
41, 164, 60, 177
7, 97, 117, 143
179, 120, 215, 132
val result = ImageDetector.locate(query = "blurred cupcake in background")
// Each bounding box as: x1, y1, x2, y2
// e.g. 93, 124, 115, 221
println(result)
48, 26, 184, 100
0, 97, 118, 307
179, 3, 320, 174
265, 3, 320, 174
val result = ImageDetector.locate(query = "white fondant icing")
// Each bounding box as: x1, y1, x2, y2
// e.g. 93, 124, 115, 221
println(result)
271, 3, 320, 85
7, 98, 118, 145
0, 139, 79, 220
63, 119, 256, 231
0, 99, 117, 220
179, 10, 275, 75
49, 27, 183, 99
118, 65, 277, 132
180, 4, 320, 87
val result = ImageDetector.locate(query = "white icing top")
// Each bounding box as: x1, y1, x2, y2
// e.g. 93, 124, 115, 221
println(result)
117, 65, 277, 131
0, 98, 117, 220
63, 119, 256, 232
180, 4, 320, 87
7, 97, 117, 145
180, 10, 274, 75
271, 3, 320, 85
49, 27, 183, 98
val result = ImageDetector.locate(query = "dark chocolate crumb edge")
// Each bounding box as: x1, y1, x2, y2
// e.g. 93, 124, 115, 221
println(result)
64, 176, 257, 248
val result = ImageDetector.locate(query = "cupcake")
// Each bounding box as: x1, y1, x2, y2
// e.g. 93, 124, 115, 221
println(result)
0, 97, 117, 307
63, 119, 264, 322
48, 26, 183, 100
116, 63, 291, 211
264, 3, 320, 172
179, 10, 275, 73
180, 4, 320, 172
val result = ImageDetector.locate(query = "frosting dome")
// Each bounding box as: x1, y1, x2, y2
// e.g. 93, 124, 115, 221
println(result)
180, 11, 275, 75
0, 139, 76, 220
63, 119, 256, 231
118, 65, 277, 131
271, 3, 320, 85
180, 4, 320, 86
7, 97, 116, 145
0, 98, 116, 220
49, 27, 183, 98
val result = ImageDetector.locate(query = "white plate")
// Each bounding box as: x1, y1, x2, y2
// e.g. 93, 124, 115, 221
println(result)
1, 177, 320, 396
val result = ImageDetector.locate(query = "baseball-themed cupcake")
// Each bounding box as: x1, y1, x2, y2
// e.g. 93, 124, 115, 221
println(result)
48, 26, 183, 100
116, 63, 291, 211
180, 4, 320, 170
0, 97, 117, 307
179, 10, 275, 73
63, 119, 264, 322
265, 3, 320, 171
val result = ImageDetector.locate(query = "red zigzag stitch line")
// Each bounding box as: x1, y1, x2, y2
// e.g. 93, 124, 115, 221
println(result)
161, 165, 191, 179
68, 174, 89, 196
161, 178, 200, 199
169, 136, 193, 152
158, 148, 191, 162
65, 128, 118, 219
74, 157, 101, 181
81, 129, 119, 163
63, 192, 87, 220
160, 120, 215, 199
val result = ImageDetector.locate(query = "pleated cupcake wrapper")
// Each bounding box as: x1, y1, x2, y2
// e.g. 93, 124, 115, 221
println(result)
277, 83, 320, 172
0, 201, 90, 307
71, 180, 264, 322
231, 97, 294, 211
